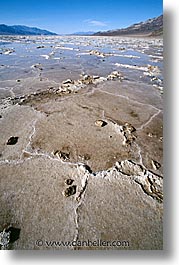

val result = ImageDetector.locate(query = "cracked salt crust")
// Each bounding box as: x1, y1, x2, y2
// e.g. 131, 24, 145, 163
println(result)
0, 35, 163, 250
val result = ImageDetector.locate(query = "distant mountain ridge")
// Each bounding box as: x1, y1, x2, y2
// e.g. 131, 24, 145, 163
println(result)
67, 31, 95, 36
94, 15, 163, 36
0, 24, 57, 35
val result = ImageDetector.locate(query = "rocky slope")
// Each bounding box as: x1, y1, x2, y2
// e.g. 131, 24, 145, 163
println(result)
94, 15, 163, 36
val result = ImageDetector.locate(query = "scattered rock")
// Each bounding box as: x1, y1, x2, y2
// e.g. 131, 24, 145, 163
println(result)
148, 65, 160, 74
89, 50, 105, 57
62, 79, 73, 85
36, 45, 45, 49
63, 185, 77, 197
107, 71, 124, 80
58, 86, 75, 94
147, 132, 153, 137
0, 226, 21, 249
77, 164, 93, 174
93, 75, 100, 80
79, 74, 107, 85
123, 122, 136, 133
95, 119, 107, 127
6, 136, 19, 145
59, 78, 80, 93
151, 160, 161, 170
130, 110, 138, 118
159, 137, 163, 142
0, 229, 10, 249
65, 179, 74, 185
120, 122, 136, 146
54, 150, 70, 161
83, 164, 93, 174
16, 70, 124, 105
31, 63, 43, 70
80, 74, 94, 85
3, 48, 15, 55
78, 154, 91, 161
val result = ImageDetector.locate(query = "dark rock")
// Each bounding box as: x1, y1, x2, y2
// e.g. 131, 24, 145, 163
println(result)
83, 164, 93, 174
65, 179, 74, 185
6, 136, 19, 145
36, 46, 45, 49
63, 185, 77, 197
95, 120, 107, 127
54, 150, 70, 161
151, 160, 161, 170
83, 154, 91, 161
6, 227, 21, 244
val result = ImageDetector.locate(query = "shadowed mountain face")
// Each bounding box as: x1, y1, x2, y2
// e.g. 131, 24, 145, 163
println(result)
0, 24, 57, 35
94, 15, 163, 36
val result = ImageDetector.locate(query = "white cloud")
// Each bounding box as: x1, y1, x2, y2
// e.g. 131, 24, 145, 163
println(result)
84, 19, 107, 27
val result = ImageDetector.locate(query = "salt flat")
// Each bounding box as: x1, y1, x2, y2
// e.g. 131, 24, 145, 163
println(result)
0, 35, 163, 250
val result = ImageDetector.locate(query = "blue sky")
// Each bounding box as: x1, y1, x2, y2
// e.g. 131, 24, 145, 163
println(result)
0, 0, 163, 34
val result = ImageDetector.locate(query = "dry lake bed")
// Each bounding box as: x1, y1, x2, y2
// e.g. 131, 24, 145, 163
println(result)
0, 35, 163, 250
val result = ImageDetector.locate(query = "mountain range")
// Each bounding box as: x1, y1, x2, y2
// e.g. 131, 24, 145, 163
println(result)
0, 24, 57, 35
94, 15, 163, 36
67, 31, 96, 36
0, 15, 163, 36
